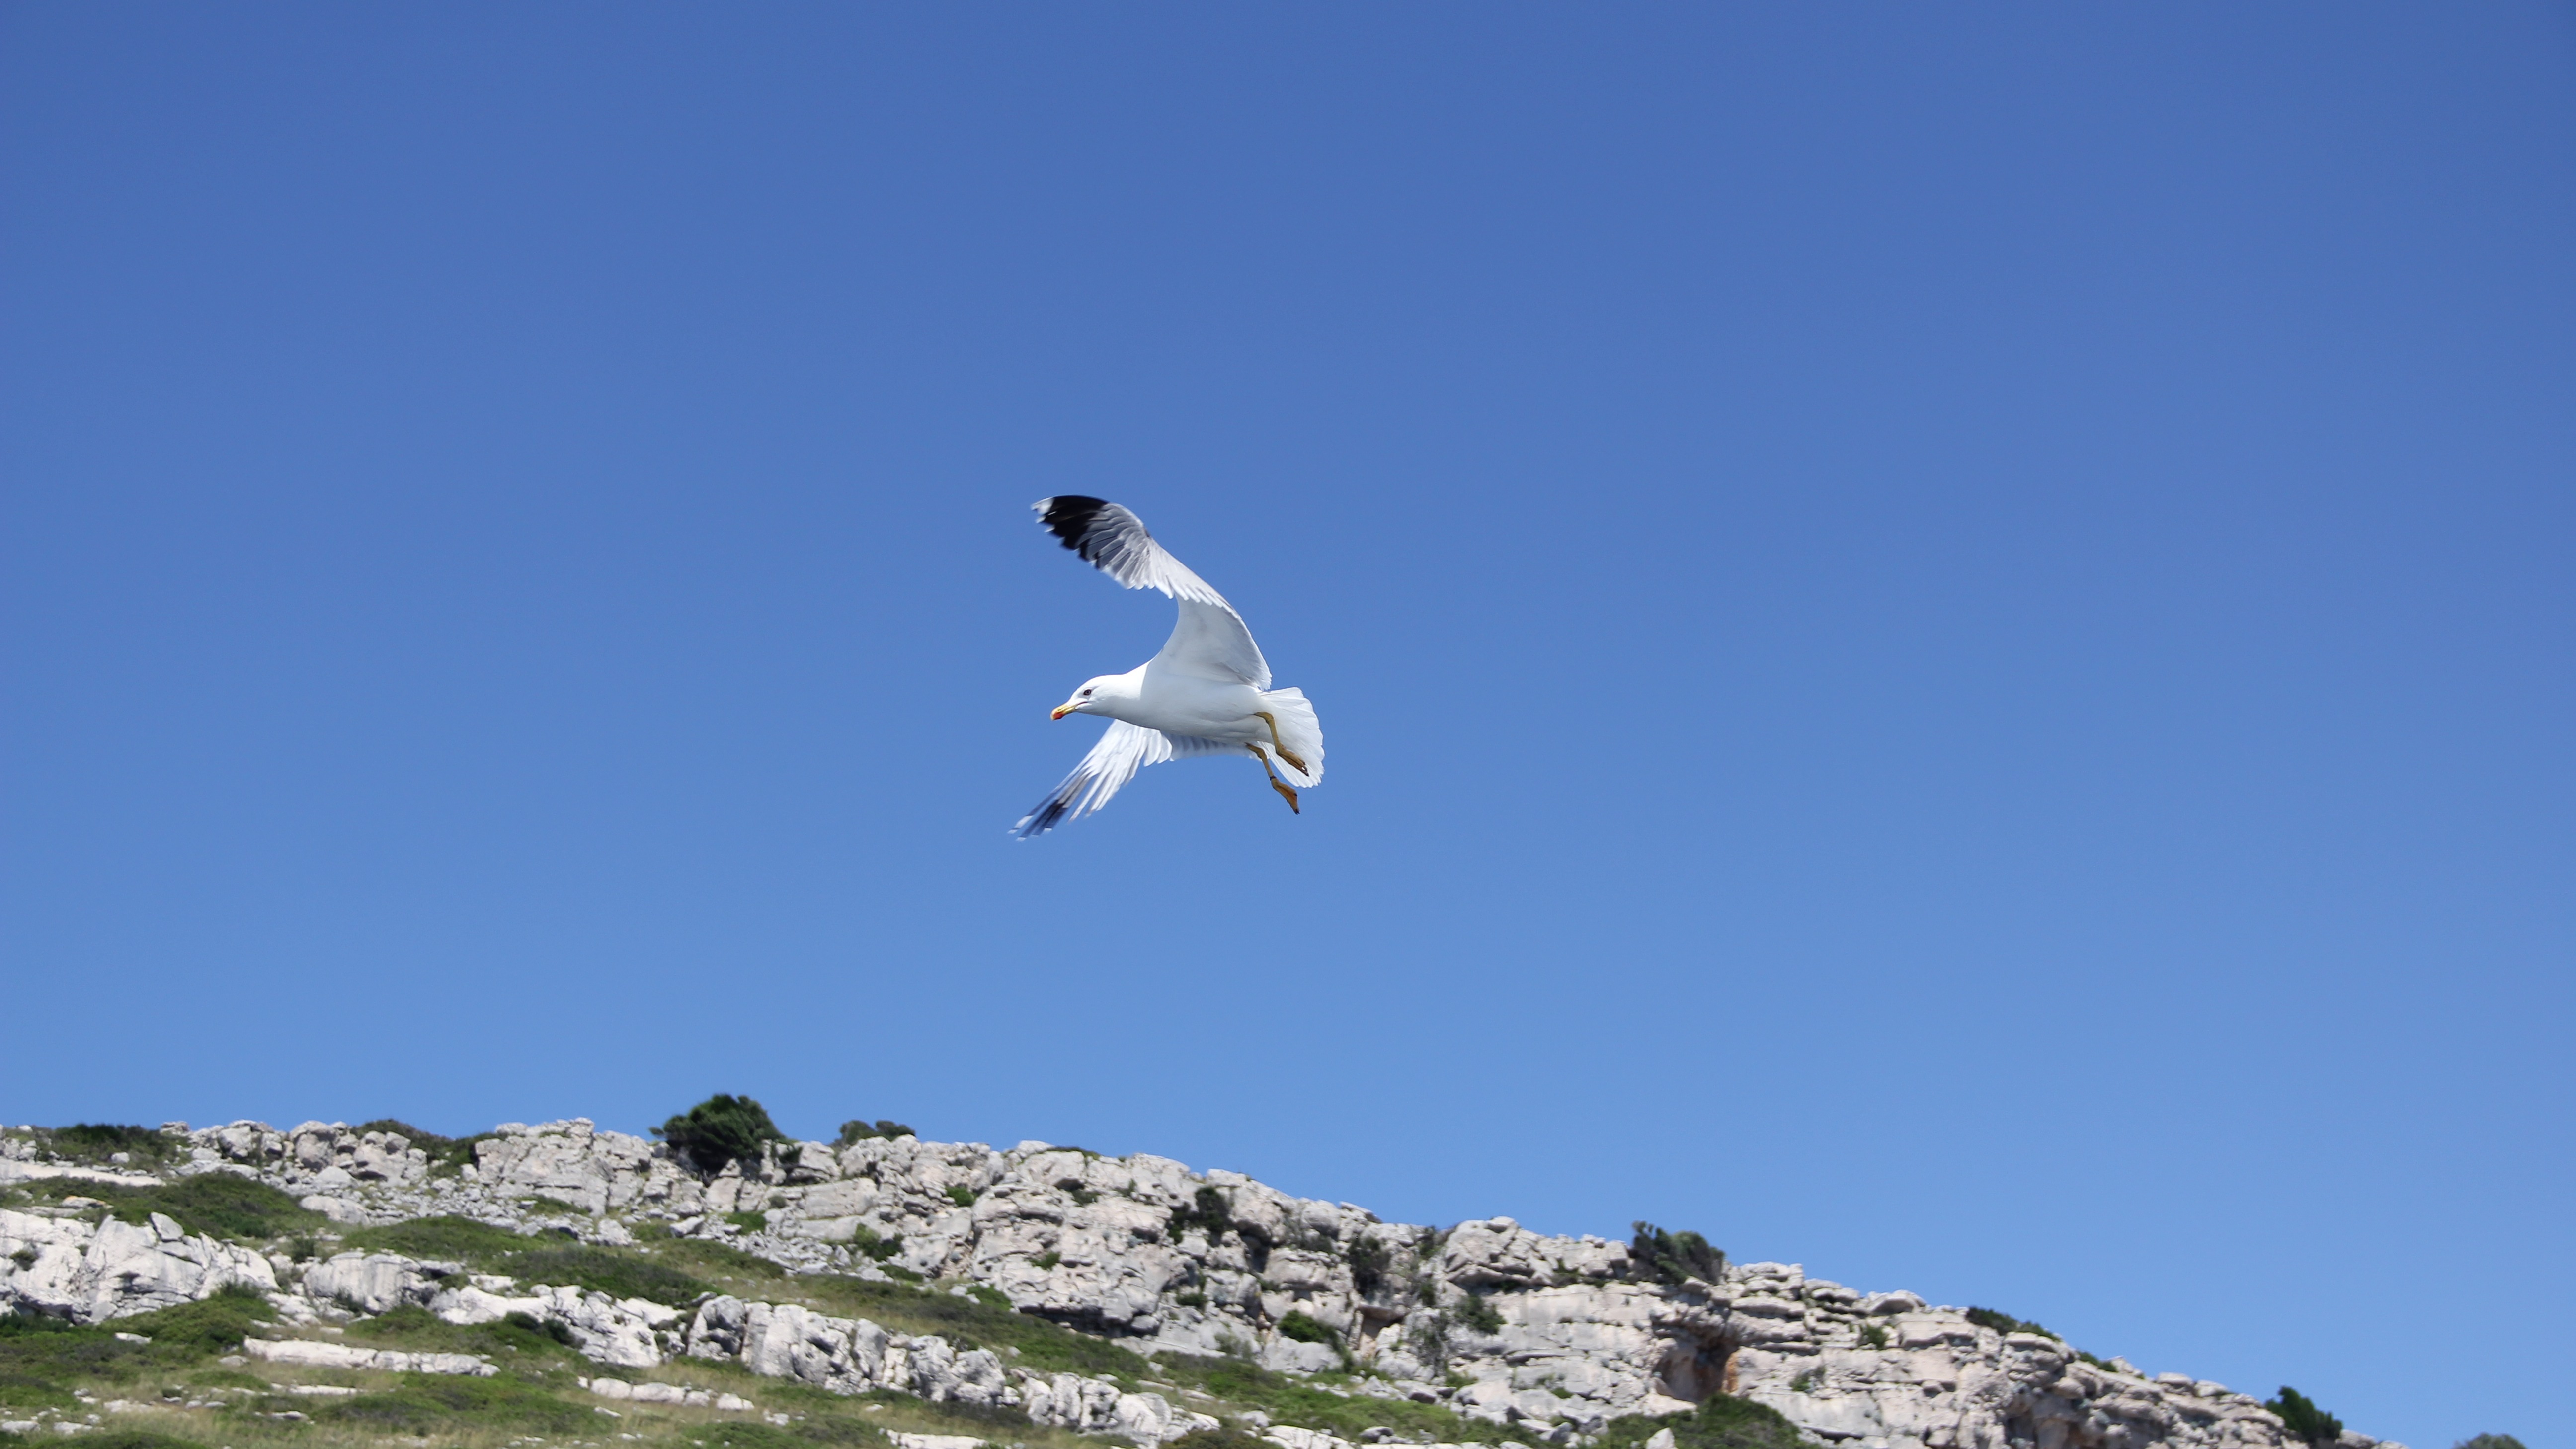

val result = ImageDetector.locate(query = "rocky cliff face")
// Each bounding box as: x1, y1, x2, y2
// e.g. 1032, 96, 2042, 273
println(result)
0, 1118, 2389, 1449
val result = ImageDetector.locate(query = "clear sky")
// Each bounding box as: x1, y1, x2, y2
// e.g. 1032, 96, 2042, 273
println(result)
3, 6, 2569, 1447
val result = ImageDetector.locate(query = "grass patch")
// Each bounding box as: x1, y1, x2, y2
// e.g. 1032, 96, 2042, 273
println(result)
341, 1213, 532, 1262
318, 1370, 597, 1434
656, 1237, 791, 1283
65, 1431, 214, 1449
1595, 1396, 1803, 1449
726, 1211, 770, 1234
21, 1175, 318, 1246
344, 1305, 580, 1360
499, 1245, 714, 1306
790, 1276, 1147, 1379
0, 1287, 266, 1399
1157, 1357, 1530, 1445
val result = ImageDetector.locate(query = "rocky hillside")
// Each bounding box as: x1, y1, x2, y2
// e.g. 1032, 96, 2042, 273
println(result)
0, 1114, 2389, 1449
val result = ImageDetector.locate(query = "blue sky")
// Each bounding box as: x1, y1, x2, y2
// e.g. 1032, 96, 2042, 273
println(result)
3, 6, 2569, 1447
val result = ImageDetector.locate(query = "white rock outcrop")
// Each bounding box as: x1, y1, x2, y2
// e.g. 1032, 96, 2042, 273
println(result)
0, 1118, 2396, 1449
0, 1208, 277, 1324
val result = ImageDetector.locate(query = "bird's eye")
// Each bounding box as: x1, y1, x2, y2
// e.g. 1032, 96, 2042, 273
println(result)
1081, 688, 1092, 697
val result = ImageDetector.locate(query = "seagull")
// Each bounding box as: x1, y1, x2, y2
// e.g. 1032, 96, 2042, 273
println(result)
1014, 497, 1324, 838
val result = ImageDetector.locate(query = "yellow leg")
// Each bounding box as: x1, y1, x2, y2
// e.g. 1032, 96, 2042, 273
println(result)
1249, 744, 1301, 814
1251, 711, 1309, 774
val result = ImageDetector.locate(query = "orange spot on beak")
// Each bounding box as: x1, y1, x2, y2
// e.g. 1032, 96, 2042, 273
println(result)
1051, 704, 1077, 720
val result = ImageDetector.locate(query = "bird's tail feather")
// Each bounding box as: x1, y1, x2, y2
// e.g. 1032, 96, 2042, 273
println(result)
1259, 688, 1325, 787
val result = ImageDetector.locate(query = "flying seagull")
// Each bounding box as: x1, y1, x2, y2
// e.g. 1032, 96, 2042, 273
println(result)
1014, 497, 1324, 838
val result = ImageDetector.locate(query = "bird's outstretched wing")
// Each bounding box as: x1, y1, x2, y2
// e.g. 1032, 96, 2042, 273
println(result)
1013, 720, 1244, 838
1034, 496, 1271, 688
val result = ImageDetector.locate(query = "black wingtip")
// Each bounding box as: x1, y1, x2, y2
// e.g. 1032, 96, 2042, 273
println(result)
1034, 495, 1116, 554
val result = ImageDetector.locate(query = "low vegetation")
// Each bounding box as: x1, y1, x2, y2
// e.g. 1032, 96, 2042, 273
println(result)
2266, 1386, 2343, 1447
13, 1174, 319, 1246
1594, 1395, 1804, 1449
1964, 1307, 2057, 1339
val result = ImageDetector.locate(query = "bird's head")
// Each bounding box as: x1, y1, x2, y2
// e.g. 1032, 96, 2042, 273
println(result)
1051, 675, 1120, 720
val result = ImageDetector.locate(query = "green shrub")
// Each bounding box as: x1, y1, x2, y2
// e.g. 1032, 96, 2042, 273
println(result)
1169, 1186, 1232, 1241
2451, 1437, 2526, 1449
1275, 1311, 1336, 1345
655, 1093, 791, 1176
1455, 1294, 1504, 1334
1595, 1396, 1804, 1449
1032, 1251, 1061, 1271
727, 1210, 771, 1234
343, 1305, 577, 1359
1965, 1307, 2059, 1340
944, 1185, 978, 1209
851, 1225, 906, 1263
1345, 1236, 1392, 1296
1175, 1291, 1208, 1309
1628, 1223, 1725, 1286
837, 1120, 917, 1146
2266, 1387, 2343, 1447
1857, 1322, 1889, 1349
498, 1245, 713, 1305
38, 1126, 177, 1169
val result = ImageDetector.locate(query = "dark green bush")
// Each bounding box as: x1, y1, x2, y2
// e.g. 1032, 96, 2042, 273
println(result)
1345, 1236, 1392, 1295
655, 1093, 791, 1176
1629, 1223, 1725, 1286
1965, 1307, 2059, 1340
943, 1185, 978, 1208
837, 1120, 916, 1146
2266, 1387, 2343, 1447
1169, 1186, 1232, 1241
2451, 1437, 2526, 1449
1275, 1311, 1336, 1344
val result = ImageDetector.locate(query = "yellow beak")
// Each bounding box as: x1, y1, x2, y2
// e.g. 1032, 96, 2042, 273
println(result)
1051, 703, 1077, 720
